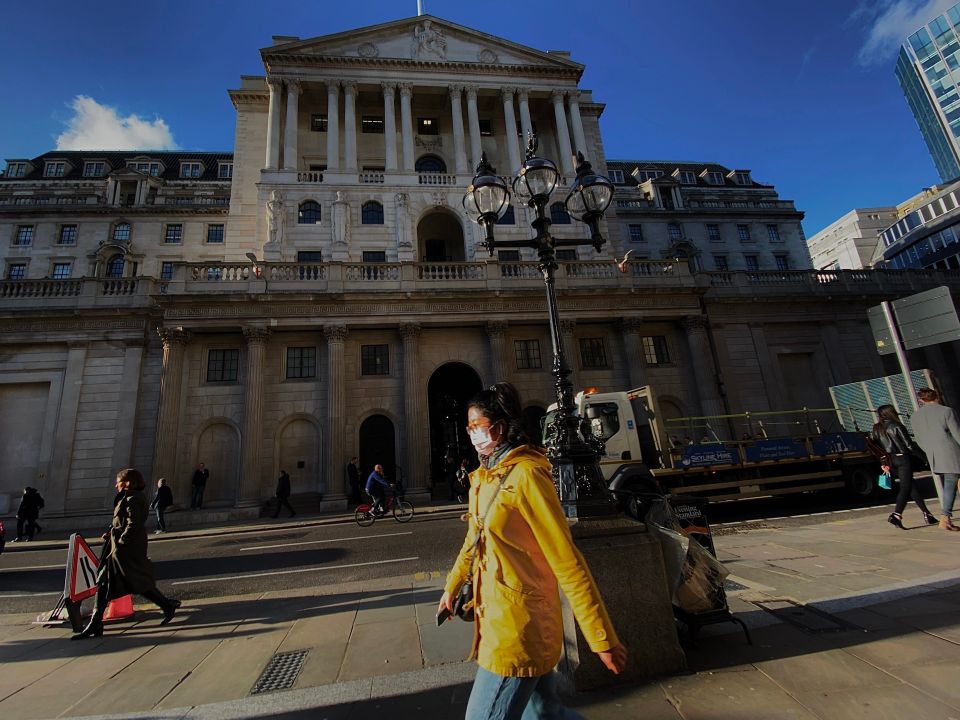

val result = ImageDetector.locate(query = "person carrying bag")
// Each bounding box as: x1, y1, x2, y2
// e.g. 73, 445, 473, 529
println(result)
871, 405, 937, 530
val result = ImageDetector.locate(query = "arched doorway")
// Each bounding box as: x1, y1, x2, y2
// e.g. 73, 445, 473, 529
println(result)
427, 363, 483, 491
417, 210, 465, 262
521, 405, 547, 446
358, 414, 397, 485
276, 416, 321, 496
196, 421, 240, 507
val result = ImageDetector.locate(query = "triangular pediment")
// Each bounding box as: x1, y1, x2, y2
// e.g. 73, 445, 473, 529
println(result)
262, 15, 582, 75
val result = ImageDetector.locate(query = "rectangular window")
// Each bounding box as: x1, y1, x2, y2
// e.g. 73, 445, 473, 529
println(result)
556, 249, 577, 261
641, 336, 670, 365
775, 255, 790, 271
206, 224, 225, 243
498, 250, 521, 262
218, 162, 233, 179
164, 224, 183, 244
737, 224, 752, 242
766, 224, 781, 242
361, 116, 384, 134
297, 251, 323, 262
160, 261, 174, 280
706, 171, 725, 185
130, 161, 161, 176
579, 337, 607, 369
44, 161, 66, 177
679, 170, 696, 184
707, 224, 722, 243
207, 349, 240, 382
14, 225, 34, 246
5, 162, 27, 178
744, 255, 759, 271
713, 254, 728, 270
362, 251, 386, 263
310, 114, 328, 132
361, 344, 390, 375
286, 346, 317, 379
58, 224, 78, 245
180, 162, 202, 178
478, 119, 493, 136
52, 262, 71, 279
668, 223, 682, 241
628, 224, 644, 243
7, 263, 27, 280
83, 161, 105, 177
733, 171, 751, 185
417, 117, 439, 135
514, 340, 542, 370
608, 169, 625, 184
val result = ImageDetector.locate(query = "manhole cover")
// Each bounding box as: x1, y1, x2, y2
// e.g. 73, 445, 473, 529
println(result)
724, 579, 749, 592
251, 650, 308, 694
751, 599, 860, 634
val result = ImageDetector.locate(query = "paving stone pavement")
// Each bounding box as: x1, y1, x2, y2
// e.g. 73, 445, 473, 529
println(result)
1, 505, 959, 719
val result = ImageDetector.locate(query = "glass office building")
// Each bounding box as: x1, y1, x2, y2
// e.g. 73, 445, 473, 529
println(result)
898, 3, 960, 182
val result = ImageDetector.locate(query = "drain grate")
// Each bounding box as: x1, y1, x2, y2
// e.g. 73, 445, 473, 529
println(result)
250, 650, 308, 694
751, 599, 860, 634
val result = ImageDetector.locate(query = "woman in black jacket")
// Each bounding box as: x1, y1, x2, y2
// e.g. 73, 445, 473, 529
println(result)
871, 405, 937, 529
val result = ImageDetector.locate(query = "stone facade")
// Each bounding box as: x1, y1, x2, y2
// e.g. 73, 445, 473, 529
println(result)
1, 15, 959, 517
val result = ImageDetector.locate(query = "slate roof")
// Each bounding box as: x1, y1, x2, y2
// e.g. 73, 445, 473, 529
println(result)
605, 159, 769, 189
2, 150, 234, 182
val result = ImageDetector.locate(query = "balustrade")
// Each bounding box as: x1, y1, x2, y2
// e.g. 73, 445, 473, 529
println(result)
297, 171, 324, 183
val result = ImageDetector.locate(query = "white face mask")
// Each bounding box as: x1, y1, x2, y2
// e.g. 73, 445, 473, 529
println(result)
469, 425, 499, 455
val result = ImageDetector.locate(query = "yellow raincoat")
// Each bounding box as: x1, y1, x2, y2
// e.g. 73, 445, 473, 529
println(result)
444, 444, 620, 677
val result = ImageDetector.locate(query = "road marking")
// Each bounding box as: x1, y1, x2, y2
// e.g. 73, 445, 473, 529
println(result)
0, 564, 63, 572
240, 531, 413, 552
171, 556, 420, 585
0, 591, 61, 598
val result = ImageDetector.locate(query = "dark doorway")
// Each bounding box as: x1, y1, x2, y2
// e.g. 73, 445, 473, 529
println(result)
358, 414, 397, 485
427, 362, 483, 492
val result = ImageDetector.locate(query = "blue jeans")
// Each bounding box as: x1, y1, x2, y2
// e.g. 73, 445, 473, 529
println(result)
939, 472, 959, 517
465, 668, 584, 720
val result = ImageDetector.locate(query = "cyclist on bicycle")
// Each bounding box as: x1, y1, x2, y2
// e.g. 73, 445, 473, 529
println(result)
365, 464, 390, 516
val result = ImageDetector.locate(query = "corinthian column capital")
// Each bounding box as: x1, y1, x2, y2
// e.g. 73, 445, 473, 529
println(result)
324, 324, 348, 342
158, 327, 192, 347
399, 322, 422, 340
243, 326, 272, 344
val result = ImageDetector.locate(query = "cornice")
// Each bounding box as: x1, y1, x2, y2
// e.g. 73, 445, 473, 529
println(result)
0, 206, 230, 218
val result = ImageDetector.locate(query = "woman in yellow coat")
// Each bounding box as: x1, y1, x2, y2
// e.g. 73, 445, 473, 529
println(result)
438, 383, 627, 719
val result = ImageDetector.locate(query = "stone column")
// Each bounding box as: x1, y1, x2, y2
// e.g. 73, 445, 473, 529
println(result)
325, 324, 348, 501
465, 85, 482, 168
400, 323, 429, 495
283, 79, 302, 171
560, 319, 579, 392
110, 341, 146, 474
48, 342, 88, 513
568, 89, 587, 157
399, 83, 415, 172
551, 90, 574, 175
449, 84, 468, 174
326, 81, 340, 171
501, 88, 521, 174
486, 321, 510, 385
620, 318, 649, 389
152, 328, 191, 505
265, 78, 282, 170
343, 81, 358, 173
518, 89, 533, 144
382, 82, 398, 172
240, 326, 271, 505
682, 316, 725, 417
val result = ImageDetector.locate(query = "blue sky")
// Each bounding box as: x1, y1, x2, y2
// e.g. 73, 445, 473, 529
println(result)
0, 0, 949, 236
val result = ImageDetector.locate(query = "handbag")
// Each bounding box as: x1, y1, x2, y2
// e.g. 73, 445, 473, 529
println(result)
453, 468, 513, 622
878, 471, 892, 490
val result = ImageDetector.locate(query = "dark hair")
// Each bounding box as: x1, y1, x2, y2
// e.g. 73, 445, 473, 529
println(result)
872, 404, 901, 438
117, 467, 145, 491
467, 382, 530, 446
917, 387, 939, 403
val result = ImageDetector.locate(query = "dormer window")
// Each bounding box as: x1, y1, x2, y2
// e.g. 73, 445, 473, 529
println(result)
633, 169, 664, 182
730, 171, 751, 185
676, 170, 696, 185
218, 162, 233, 179
83, 161, 106, 177
128, 161, 161, 176
5, 162, 27, 178
44, 161, 66, 178
608, 169, 625, 184
701, 170, 725, 185
180, 162, 203, 178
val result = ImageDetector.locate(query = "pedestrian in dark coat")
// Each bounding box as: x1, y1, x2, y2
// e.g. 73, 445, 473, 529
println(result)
190, 462, 209, 510
15, 487, 44, 541
871, 405, 937, 530
73, 468, 180, 640
347, 457, 361, 503
150, 477, 173, 533
273, 470, 296, 518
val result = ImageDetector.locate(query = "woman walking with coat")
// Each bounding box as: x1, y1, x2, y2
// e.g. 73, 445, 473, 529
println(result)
73, 468, 181, 639
871, 405, 938, 530
437, 383, 626, 720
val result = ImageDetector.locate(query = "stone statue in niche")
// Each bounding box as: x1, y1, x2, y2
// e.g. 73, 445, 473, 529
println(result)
411, 20, 447, 60
266, 190, 284, 246
332, 190, 350, 247
395, 193, 412, 248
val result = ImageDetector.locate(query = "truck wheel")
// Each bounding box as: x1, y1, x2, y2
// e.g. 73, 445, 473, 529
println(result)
845, 468, 877, 500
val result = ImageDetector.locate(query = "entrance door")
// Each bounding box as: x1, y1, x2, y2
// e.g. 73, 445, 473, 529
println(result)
358, 415, 397, 484
196, 423, 240, 506
427, 363, 483, 487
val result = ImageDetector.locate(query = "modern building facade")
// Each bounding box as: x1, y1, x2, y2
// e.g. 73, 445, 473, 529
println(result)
897, 2, 960, 182
880, 178, 960, 269
806, 207, 898, 270
2, 15, 958, 521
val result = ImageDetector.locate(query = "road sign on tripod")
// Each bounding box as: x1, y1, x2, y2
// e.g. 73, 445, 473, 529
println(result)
65, 533, 100, 602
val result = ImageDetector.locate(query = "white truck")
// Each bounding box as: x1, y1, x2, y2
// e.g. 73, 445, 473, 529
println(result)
546, 386, 881, 503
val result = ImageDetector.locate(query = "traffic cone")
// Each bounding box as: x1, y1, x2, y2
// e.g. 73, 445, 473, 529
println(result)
103, 594, 135, 622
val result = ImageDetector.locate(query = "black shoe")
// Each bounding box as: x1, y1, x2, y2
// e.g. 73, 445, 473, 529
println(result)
924, 513, 939, 525
72, 617, 104, 640
160, 599, 181, 626
888, 513, 905, 529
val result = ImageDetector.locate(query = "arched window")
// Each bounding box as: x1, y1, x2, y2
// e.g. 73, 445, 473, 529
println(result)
497, 205, 516, 225
298, 200, 321, 224
113, 222, 131, 241
106, 254, 125, 278
415, 155, 446, 173
550, 202, 571, 225
362, 201, 384, 225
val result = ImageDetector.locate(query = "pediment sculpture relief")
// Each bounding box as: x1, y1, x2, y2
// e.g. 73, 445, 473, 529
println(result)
411, 20, 447, 60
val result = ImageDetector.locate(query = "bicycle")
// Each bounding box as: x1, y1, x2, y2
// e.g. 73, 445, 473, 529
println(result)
355, 486, 414, 527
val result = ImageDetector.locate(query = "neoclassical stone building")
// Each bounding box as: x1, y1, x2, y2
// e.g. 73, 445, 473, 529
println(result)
2, 15, 958, 520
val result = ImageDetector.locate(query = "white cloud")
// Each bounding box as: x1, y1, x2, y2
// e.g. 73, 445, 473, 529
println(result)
857, 0, 960, 65
55, 96, 178, 151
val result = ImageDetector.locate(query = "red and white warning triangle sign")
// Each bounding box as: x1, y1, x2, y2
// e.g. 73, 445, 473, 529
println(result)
64, 533, 100, 602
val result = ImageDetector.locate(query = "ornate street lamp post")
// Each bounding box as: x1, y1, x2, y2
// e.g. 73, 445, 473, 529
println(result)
464, 136, 616, 518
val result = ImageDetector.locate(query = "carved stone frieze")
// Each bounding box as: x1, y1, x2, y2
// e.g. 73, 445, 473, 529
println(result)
478, 48, 499, 64
0, 317, 146, 333
358, 42, 379, 58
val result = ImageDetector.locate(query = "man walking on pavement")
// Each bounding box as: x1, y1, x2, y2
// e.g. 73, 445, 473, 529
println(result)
347, 456, 361, 504
366, 463, 389, 515
14, 486, 44, 542
150, 477, 173, 533
911, 387, 960, 532
273, 469, 296, 518
190, 462, 209, 510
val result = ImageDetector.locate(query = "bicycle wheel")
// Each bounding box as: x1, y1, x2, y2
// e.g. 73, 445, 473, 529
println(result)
393, 500, 414, 523
355, 508, 375, 527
